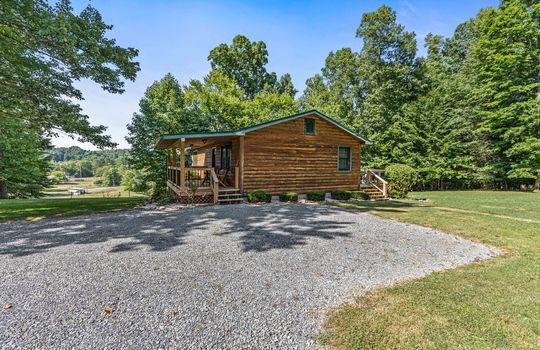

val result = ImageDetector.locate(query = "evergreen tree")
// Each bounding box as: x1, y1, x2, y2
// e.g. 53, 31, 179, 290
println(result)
355, 5, 423, 166
470, 0, 540, 187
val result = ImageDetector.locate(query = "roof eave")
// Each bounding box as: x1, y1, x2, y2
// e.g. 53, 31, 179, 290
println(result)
155, 109, 373, 148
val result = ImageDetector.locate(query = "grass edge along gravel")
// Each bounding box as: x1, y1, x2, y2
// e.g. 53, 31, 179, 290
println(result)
320, 190, 540, 350
0, 197, 147, 223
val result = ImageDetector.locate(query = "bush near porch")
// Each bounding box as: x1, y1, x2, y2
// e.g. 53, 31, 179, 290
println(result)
246, 190, 272, 203
279, 192, 298, 202
307, 191, 326, 201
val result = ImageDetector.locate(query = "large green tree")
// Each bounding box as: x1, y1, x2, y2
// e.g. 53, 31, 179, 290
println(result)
208, 34, 297, 98
302, 6, 422, 167
470, 0, 540, 186
0, 119, 50, 198
300, 48, 361, 128
0, 0, 139, 146
355, 5, 423, 167
398, 29, 491, 190
126, 74, 189, 197
0, 0, 139, 198
183, 70, 296, 131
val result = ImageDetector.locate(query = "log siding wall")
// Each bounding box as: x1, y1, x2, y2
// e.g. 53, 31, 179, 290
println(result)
243, 113, 362, 193
192, 140, 240, 171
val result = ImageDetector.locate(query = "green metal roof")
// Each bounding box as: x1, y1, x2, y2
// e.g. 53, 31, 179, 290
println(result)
158, 109, 372, 145
159, 130, 244, 140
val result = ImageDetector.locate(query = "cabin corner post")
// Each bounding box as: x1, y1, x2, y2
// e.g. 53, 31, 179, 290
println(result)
239, 136, 245, 192
180, 138, 185, 194
166, 149, 172, 183
358, 142, 362, 189
171, 147, 177, 186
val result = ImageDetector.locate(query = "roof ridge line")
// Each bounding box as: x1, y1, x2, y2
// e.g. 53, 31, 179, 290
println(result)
158, 109, 372, 145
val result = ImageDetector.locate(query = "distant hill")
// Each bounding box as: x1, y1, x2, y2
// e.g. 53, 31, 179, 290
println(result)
47, 146, 130, 162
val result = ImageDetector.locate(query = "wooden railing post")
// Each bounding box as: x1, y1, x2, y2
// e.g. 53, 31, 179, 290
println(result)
211, 169, 219, 204
234, 166, 239, 189
180, 139, 185, 194
239, 136, 244, 192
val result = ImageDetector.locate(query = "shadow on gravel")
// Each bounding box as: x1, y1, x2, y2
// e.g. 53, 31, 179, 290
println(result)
0, 204, 359, 257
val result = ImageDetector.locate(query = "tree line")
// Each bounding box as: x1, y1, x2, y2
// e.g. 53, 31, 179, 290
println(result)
47, 146, 130, 187
1, 0, 538, 199
127, 0, 539, 196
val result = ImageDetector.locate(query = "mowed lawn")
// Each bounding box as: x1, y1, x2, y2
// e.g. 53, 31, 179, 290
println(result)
323, 191, 540, 349
0, 197, 146, 223
43, 177, 146, 199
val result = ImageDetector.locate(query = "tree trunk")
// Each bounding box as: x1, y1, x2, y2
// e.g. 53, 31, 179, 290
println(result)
0, 180, 8, 199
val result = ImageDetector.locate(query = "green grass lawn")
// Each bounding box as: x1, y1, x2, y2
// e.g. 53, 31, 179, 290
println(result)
322, 191, 540, 349
43, 177, 145, 199
0, 197, 147, 223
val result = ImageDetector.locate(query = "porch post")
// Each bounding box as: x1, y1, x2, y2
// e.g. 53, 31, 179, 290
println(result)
239, 135, 245, 192
171, 148, 177, 186
166, 150, 171, 182
180, 139, 185, 194
171, 148, 176, 166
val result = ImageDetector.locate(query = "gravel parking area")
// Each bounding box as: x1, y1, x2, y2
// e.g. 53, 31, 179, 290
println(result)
0, 203, 497, 349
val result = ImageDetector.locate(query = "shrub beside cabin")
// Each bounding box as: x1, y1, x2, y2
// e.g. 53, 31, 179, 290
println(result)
156, 110, 385, 204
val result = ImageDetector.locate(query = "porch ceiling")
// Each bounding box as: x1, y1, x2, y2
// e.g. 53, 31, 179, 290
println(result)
156, 135, 239, 150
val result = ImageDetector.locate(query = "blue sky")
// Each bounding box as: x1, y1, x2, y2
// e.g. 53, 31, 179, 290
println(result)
58, 0, 498, 149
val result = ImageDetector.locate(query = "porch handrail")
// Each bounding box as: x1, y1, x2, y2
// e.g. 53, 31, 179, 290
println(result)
368, 169, 387, 184
167, 166, 215, 190
365, 169, 388, 198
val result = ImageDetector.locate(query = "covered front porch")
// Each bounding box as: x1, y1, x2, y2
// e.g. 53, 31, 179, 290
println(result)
157, 133, 245, 204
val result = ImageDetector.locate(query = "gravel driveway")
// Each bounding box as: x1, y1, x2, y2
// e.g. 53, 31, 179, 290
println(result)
0, 203, 497, 349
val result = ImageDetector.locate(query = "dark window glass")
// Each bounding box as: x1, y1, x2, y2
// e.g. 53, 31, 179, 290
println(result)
220, 144, 232, 171
211, 148, 216, 167
338, 146, 351, 171
304, 118, 315, 134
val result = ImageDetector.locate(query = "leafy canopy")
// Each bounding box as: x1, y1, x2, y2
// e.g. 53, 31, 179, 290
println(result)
0, 0, 140, 147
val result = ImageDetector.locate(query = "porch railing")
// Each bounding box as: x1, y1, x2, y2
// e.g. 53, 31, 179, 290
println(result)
361, 169, 388, 198
167, 166, 220, 203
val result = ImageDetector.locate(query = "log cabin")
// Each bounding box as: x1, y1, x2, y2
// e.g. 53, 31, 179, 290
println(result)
155, 110, 387, 204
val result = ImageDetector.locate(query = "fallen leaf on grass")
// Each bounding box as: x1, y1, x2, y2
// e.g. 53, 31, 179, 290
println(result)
3, 304, 12, 309
104, 308, 113, 314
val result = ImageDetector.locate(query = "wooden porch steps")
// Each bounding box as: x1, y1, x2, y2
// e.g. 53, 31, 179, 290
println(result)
360, 185, 388, 200
218, 188, 244, 204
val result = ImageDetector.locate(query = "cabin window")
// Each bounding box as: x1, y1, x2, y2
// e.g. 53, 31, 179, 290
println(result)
211, 148, 216, 168
220, 144, 232, 171
304, 118, 316, 135
337, 146, 352, 172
